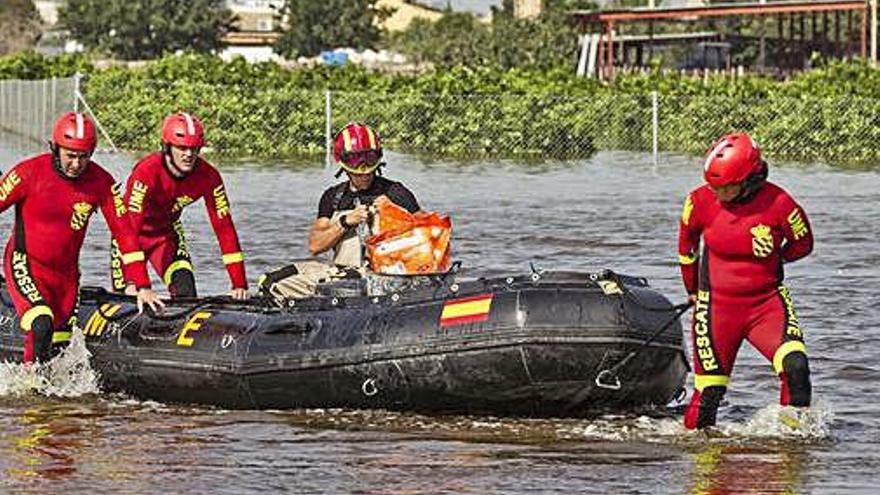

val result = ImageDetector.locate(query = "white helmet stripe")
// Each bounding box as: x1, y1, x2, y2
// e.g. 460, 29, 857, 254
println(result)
182, 112, 196, 135
704, 138, 730, 171
75, 113, 85, 139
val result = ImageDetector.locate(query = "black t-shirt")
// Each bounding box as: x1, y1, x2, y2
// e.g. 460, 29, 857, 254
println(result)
317, 176, 420, 219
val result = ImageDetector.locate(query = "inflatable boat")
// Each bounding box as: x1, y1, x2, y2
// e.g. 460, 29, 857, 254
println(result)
0, 269, 689, 417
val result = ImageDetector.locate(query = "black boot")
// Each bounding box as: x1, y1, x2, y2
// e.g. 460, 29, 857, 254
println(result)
169, 269, 197, 298
782, 352, 812, 407
31, 314, 54, 363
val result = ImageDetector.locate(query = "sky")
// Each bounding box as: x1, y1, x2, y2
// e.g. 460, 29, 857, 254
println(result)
417, 0, 503, 16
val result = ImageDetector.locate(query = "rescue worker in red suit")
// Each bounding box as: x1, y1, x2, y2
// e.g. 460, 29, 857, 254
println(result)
110, 112, 248, 300
0, 112, 164, 363
678, 133, 814, 429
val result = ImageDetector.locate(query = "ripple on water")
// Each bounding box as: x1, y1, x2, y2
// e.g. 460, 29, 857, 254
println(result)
0, 147, 876, 493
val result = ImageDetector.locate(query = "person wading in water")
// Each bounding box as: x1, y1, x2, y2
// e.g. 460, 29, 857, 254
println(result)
678, 132, 814, 429
0, 112, 163, 363
110, 112, 248, 300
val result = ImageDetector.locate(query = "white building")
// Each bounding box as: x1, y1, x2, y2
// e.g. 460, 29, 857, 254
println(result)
33, 0, 62, 26
226, 0, 281, 32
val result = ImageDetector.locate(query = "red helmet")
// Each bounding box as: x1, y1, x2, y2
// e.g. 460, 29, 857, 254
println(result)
703, 133, 763, 187
162, 112, 205, 148
52, 112, 97, 153
333, 122, 383, 174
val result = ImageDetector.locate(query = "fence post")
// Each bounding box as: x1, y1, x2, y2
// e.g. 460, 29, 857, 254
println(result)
325, 89, 332, 169
651, 90, 659, 168
17, 80, 22, 128
73, 73, 82, 113
0, 80, 5, 126
50, 78, 57, 123
40, 78, 47, 141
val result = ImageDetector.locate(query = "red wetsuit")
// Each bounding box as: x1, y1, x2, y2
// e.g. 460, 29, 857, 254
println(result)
0, 153, 149, 362
110, 152, 246, 295
678, 182, 814, 429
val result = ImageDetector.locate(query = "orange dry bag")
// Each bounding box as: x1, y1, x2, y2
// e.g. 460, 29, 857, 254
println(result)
366, 201, 452, 275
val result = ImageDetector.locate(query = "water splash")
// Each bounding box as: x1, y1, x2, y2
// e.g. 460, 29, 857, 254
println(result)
715, 402, 834, 441
528, 402, 834, 445
0, 360, 48, 396
0, 326, 100, 398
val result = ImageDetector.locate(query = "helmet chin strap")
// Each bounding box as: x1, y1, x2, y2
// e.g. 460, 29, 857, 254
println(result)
732, 161, 769, 204
50, 142, 63, 174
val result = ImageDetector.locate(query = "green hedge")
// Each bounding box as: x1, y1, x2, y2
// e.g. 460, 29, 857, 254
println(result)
3, 51, 880, 165
76, 59, 605, 159
0, 51, 92, 79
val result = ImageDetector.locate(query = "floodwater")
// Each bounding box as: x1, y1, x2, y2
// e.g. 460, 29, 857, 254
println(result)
0, 140, 878, 494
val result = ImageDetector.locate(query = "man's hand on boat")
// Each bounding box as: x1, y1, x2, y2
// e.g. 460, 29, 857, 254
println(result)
228, 288, 249, 300
136, 288, 166, 314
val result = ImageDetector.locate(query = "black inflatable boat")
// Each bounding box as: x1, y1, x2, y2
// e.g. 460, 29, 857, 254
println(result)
0, 269, 689, 417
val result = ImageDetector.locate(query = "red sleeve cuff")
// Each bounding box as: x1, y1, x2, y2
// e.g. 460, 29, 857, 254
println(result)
123, 261, 151, 290
227, 263, 247, 290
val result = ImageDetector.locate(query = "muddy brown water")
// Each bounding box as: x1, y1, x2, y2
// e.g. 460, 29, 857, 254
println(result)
1, 141, 877, 494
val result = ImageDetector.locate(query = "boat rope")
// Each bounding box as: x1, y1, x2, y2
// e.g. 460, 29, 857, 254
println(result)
594, 300, 693, 390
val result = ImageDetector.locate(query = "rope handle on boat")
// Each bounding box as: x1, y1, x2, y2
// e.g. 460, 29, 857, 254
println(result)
595, 300, 693, 391
439, 260, 462, 282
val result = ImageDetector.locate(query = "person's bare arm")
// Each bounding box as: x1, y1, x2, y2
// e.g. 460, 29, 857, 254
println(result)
309, 204, 370, 255
309, 205, 369, 256
308, 217, 343, 256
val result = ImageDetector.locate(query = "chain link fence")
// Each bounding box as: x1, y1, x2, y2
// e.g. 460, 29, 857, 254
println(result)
0, 77, 77, 150
2, 75, 880, 166
657, 93, 880, 165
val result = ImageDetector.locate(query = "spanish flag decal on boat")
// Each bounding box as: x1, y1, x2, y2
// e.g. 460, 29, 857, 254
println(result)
440, 294, 493, 327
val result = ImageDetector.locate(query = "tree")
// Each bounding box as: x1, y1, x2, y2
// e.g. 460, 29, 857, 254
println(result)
388, 0, 598, 70
58, 0, 235, 60
0, 0, 43, 56
389, 13, 493, 68
274, 0, 392, 58
490, 0, 598, 71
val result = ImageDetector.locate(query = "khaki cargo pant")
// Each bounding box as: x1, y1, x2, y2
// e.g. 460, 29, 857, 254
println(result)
258, 260, 362, 300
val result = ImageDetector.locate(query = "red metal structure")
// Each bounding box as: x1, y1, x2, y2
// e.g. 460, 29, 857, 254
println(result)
572, 1, 869, 78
